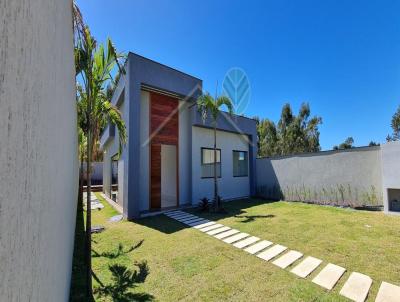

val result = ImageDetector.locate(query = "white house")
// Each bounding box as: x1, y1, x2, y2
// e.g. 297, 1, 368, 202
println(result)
100, 53, 257, 219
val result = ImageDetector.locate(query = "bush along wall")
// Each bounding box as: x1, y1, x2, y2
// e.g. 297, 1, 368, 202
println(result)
256, 184, 383, 209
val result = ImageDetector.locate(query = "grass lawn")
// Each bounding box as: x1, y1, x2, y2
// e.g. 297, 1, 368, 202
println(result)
71, 195, 400, 301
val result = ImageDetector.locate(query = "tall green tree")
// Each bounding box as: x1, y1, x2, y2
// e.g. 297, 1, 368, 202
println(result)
387, 105, 400, 141
197, 93, 233, 212
256, 103, 322, 157
75, 27, 127, 298
333, 137, 354, 150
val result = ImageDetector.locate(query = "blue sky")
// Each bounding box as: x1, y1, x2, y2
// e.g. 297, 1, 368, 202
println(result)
77, 0, 400, 150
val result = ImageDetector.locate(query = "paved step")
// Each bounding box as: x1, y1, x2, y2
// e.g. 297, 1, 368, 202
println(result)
244, 240, 273, 255
257, 245, 287, 261
199, 224, 224, 232
214, 229, 240, 239
165, 211, 187, 217
175, 215, 198, 222
193, 221, 216, 229
272, 250, 303, 269
206, 226, 231, 235
291, 256, 322, 278
223, 233, 249, 244
180, 217, 204, 224
168, 214, 194, 220
339, 272, 372, 302
187, 220, 210, 227
312, 263, 346, 290
233, 236, 260, 249
375, 281, 400, 302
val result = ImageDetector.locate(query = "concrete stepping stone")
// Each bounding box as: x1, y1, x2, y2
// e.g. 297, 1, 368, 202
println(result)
165, 212, 189, 218
272, 250, 303, 269
91, 202, 104, 210
291, 256, 322, 278
244, 240, 273, 254
179, 217, 203, 224
187, 220, 209, 227
312, 263, 346, 290
199, 224, 224, 232
257, 244, 287, 261
206, 226, 231, 235
175, 217, 199, 223
109, 214, 123, 222
339, 272, 372, 302
233, 236, 260, 249
193, 221, 216, 229
174, 215, 197, 221
165, 210, 184, 215
91, 225, 105, 233
223, 233, 249, 244
375, 281, 400, 302
214, 229, 240, 239
181, 219, 204, 225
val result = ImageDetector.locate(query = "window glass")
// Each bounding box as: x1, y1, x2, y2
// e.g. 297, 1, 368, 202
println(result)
233, 151, 248, 177
201, 148, 221, 178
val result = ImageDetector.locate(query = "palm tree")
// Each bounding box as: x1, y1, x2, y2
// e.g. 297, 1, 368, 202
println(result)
75, 27, 127, 298
197, 93, 233, 212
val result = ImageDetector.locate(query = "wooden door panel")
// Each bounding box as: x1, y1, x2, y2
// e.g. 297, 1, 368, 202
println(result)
149, 92, 180, 209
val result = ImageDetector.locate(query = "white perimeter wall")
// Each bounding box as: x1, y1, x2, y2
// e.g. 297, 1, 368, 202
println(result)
381, 141, 400, 211
192, 126, 250, 204
256, 147, 383, 205
0, 1, 77, 301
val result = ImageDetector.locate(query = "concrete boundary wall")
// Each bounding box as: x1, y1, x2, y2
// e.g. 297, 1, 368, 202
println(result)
256, 145, 399, 209
0, 0, 77, 301
81, 162, 103, 183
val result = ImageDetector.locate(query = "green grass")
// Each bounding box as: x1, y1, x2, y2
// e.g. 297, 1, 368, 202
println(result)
72, 196, 400, 301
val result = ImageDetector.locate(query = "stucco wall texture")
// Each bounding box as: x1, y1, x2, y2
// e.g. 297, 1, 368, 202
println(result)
256, 147, 383, 206
0, 0, 77, 301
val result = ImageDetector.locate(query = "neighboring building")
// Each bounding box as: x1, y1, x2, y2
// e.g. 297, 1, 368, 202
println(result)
0, 0, 77, 301
101, 53, 257, 219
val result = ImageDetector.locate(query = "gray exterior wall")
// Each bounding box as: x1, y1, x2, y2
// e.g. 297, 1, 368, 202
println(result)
100, 53, 258, 218
0, 1, 77, 301
381, 141, 400, 212
256, 147, 383, 206
101, 53, 203, 219
192, 109, 258, 196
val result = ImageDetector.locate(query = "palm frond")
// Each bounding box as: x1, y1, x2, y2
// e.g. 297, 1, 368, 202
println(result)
216, 95, 233, 115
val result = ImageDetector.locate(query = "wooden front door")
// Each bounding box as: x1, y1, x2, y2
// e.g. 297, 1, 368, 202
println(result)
149, 92, 179, 209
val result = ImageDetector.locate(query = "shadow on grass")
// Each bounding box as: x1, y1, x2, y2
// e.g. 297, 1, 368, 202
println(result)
94, 262, 154, 302
69, 198, 87, 302
234, 214, 275, 223
92, 240, 144, 259
134, 198, 278, 233
133, 214, 189, 234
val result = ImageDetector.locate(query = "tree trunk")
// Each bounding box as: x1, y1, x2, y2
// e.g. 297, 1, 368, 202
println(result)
213, 121, 219, 211
85, 129, 92, 299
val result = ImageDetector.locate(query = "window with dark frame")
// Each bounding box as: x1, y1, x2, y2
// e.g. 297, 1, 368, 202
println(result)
201, 148, 221, 178
233, 150, 248, 177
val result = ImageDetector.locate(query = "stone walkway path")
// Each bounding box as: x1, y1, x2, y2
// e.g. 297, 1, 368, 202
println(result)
165, 210, 400, 302
83, 192, 104, 210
